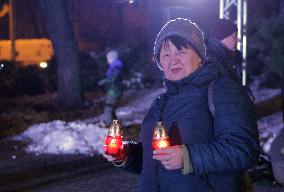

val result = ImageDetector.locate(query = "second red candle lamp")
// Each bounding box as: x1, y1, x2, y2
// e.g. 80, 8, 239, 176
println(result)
152, 121, 170, 150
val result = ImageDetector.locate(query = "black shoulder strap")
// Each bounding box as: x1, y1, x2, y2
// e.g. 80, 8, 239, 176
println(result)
208, 80, 215, 118
159, 94, 170, 122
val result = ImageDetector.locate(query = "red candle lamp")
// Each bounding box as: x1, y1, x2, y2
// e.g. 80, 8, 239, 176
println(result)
152, 122, 170, 150
104, 120, 123, 156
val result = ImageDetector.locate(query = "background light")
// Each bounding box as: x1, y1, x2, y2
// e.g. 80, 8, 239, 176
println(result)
39, 61, 48, 68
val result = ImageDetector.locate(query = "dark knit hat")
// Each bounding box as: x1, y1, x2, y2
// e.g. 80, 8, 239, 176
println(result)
153, 18, 206, 69
211, 19, 238, 40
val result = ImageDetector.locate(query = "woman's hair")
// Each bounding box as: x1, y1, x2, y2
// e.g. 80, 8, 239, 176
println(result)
154, 35, 195, 64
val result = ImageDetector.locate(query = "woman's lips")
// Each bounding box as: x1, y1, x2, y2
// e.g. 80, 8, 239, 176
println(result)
171, 68, 182, 74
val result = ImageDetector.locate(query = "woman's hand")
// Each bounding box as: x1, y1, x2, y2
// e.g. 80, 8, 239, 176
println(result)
103, 145, 127, 163
152, 145, 183, 170
103, 153, 118, 162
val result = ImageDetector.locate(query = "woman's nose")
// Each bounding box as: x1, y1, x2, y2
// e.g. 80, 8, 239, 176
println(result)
169, 53, 180, 64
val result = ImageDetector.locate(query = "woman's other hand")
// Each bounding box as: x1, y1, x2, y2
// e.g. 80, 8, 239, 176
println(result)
153, 145, 183, 170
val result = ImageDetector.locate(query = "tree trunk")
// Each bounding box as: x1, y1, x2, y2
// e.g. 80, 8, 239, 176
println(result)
281, 77, 284, 125
40, 0, 82, 110
146, 1, 163, 83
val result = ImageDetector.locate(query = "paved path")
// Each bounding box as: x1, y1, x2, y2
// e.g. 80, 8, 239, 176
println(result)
0, 138, 283, 192
34, 168, 139, 192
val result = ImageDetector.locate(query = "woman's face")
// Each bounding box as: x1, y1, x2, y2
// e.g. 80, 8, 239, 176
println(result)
159, 40, 202, 81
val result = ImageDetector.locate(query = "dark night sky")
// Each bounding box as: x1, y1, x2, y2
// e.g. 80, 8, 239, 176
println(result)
0, 0, 280, 52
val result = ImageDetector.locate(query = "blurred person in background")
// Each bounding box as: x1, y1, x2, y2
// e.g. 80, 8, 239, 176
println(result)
206, 18, 242, 82
98, 50, 124, 126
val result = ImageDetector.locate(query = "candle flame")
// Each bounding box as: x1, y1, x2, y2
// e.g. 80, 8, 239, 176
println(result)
110, 139, 117, 147
158, 140, 169, 148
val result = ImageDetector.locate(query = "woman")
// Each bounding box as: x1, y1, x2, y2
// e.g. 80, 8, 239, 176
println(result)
104, 18, 260, 192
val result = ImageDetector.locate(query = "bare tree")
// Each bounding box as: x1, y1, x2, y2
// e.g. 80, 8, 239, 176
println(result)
40, 0, 82, 110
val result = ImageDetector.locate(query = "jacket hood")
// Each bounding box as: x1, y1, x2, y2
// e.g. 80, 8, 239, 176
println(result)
206, 37, 228, 58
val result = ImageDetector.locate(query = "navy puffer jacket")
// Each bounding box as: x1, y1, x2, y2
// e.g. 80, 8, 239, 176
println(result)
139, 61, 260, 192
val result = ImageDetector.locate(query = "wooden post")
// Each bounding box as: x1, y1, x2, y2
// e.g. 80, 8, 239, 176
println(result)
9, 0, 16, 64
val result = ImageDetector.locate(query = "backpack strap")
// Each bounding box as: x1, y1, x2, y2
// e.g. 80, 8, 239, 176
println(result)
208, 80, 216, 118
201, 80, 216, 192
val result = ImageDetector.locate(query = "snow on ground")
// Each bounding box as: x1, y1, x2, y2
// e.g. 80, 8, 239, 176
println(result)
250, 76, 281, 103
250, 76, 283, 153
12, 88, 165, 155
13, 120, 107, 155
258, 111, 283, 153
116, 88, 165, 126
11, 76, 283, 156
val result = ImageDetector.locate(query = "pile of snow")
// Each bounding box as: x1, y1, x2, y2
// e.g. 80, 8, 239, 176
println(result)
14, 120, 107, 155
13, 88, 164, 155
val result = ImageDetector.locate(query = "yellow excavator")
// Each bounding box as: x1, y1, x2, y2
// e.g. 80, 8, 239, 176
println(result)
0, 4, 53, 68
0, 38, 54, 68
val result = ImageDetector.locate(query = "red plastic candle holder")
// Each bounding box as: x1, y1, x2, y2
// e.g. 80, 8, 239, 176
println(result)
104, 120, 123, 156
104, 135, 123, 156
152, 122, 170, 150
